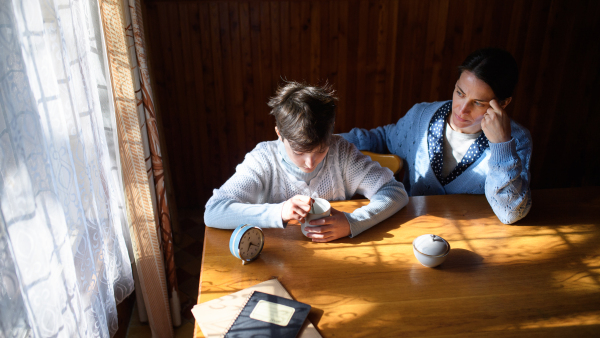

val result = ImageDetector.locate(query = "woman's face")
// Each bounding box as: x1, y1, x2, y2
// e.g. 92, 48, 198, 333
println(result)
450, 71, 497, 134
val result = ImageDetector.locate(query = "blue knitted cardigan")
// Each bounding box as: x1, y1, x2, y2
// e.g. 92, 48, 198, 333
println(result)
341, 100, 532, 224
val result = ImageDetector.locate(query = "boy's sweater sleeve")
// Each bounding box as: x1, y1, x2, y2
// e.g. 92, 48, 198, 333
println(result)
484, 129, 532, 224
341, 142, 409, 237
204, 151, 286, 230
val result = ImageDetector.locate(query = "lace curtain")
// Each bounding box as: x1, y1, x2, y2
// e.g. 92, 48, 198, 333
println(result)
0, 0, 134, 336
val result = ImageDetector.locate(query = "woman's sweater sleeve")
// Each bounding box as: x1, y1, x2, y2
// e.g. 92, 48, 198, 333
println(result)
341, 103, 427, 155
340, 124, 393, 154
204, 150, 286, 230
341, 142, 409, 237
484, 127, 533, 224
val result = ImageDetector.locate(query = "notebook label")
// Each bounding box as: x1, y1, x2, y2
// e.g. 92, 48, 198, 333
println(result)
249, 300, 296, 326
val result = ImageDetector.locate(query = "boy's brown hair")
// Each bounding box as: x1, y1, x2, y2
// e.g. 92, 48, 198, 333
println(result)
268, 81, 337, 153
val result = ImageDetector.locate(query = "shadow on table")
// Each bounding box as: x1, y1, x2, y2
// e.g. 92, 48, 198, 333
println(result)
308, 307, 325, 327
514, 187, 600, 227
437, 248, 484, 272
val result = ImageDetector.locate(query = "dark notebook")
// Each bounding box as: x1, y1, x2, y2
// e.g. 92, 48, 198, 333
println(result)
223, 291, 311, 338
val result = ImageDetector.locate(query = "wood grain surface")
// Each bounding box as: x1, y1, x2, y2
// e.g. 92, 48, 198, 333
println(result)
194, 187, 600, 337
143, 0, 600, 210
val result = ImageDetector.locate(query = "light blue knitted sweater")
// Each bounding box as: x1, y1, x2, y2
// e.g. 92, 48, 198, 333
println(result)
341, 100, 532, 224
204, 136, 408, 237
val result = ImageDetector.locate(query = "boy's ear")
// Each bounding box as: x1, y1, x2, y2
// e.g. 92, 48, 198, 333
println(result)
275, 127, 282, 141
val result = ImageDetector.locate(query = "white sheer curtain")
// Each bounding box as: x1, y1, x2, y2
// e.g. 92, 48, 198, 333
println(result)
0, 0, 134, 336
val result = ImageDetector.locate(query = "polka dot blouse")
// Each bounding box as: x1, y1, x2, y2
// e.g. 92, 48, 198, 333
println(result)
427, 101, 490, 186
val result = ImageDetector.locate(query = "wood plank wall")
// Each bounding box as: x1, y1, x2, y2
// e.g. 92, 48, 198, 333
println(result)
143, 0, 600, 210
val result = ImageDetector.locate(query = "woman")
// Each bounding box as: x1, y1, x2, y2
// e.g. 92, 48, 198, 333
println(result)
341, 48, 531, 224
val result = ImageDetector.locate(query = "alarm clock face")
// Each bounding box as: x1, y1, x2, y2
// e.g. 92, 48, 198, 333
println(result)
239, 227, 264, 261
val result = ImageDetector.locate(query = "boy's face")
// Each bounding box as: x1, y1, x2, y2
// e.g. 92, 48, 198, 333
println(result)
276, 128, 329, 173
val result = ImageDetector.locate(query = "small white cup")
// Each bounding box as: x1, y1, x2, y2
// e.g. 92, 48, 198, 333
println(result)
301, 198, 331, 237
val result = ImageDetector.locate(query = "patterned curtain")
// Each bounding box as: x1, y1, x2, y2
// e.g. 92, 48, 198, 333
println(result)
0, 0, 134, 336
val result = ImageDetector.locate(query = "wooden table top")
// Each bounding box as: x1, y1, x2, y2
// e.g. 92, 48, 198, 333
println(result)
194, 187, 600, 337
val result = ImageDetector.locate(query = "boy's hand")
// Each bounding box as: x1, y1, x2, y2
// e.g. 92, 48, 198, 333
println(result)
305, 208, 351, 242
282, 195, 313, 223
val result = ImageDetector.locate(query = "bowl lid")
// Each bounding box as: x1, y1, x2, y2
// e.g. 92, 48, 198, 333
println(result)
413, 234, 450, 256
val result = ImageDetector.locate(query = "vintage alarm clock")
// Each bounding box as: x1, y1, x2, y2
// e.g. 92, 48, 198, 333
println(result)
229, 224, 265, 265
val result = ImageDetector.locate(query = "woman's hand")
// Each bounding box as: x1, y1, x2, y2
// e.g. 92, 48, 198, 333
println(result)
305, 208, 351, 242
482, 99, 512, 143
281, 195, 312, 223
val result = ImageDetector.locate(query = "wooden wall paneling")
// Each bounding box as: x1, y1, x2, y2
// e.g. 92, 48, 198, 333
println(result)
167, 3, 188, 203
363, 0, 376, 128
188, 2, 212, 204
515, 1, 550, 134
425, 0, 449, 104
270, 2, 282, 88
336, 0, 348, 133
309, 1, 321, 84
475, 0, 494, 49
141, 0, 600, 209
198, 1, 221, 197
370, 0, 387, 128
353, 0, 369, 129
490, 0, 514, 48
407, 1, 428, 114
381, 0, 399, 126
528, 0, 574, 189
505, 0, 533, 95
238, 2, 256, 153
440, 0, 465, 102
259, 1, 273, 127
289, 2, 301, 82
227, 2, 249, 169
545, 1, 599, 188
534, 0, 576, 188
208, 3, 232, 185
325, 1, 338, 103
217, 2, 241, 172
496, 0, 532, 162
299, 2, 311, 82
343, 1, 358, 131
280, 2, 291, 82
579, 1, 600, 187
459, 0, 476, 56
318, 1, 330, 84
511, 0, 548, 133
248, 2, 267, 142
389, 0, 408, 122
176, 2, 199, 203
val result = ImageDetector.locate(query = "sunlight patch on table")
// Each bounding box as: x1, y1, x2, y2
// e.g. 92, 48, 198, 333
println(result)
517, 312, 600, 329
309, 241, 414, 266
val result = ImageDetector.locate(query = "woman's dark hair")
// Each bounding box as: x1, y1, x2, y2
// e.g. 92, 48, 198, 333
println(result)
459, 48, 519, 101
268, 81, 337, 153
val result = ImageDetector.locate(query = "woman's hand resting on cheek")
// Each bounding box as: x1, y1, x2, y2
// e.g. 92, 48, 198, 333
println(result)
305, 208, 351, 242
482, 99, 512, 144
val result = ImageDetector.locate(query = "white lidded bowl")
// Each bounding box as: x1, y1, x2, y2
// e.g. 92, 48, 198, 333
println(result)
413, 234, 450, 268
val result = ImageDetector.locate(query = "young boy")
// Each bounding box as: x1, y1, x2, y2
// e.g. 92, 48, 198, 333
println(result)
204, 82, 408, 242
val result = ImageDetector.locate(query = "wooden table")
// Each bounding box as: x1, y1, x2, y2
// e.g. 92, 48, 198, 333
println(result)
194, 187, 600, 337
